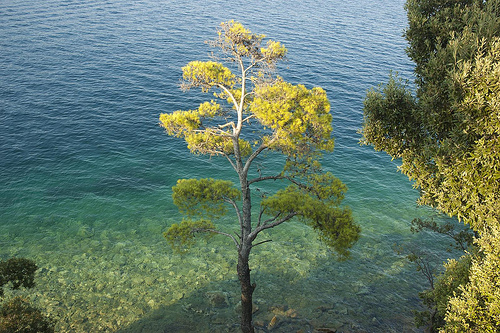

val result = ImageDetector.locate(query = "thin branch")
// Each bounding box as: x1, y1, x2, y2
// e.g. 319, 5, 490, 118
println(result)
251, 239, 272, 248
248, 174, 284, 185
261, 214, 280, 226
194, 228, 240, 249
243, 91, 254, 100
242, 114, 255, 123
236, 57, 246, 135
243, 143, 269, 176
225, 197, 243, 231
244, 61, 258, 75
244, 57, 268, 75
196, 148, 228, 156
257, 206, 266, 228
223, 153, 238, 172
217, 83, 239, 111
195, 127, 232, 137
218, 122, 236, 131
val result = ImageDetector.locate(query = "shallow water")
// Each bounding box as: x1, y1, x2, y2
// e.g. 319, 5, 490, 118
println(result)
1, 0, 460, 332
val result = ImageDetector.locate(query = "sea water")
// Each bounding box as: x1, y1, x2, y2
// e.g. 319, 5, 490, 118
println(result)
0, 0, 461, 332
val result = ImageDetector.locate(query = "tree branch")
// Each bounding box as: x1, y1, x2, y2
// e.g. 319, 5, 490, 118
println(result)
236, 57, 246, 136
248, 174, 285, 185
195, 127, 232, 137
225, 197, 243, 232
248, 212, 297, 242
218, 122, 236, 132
217, 83, 239, 112
244, 57, 267, 75
257, 206, 266, 228
223, 153, 238, 172
194, 228, 240, 249
251, 239, 272, 248
243, 143, 269, 176
242, 114, 255, 123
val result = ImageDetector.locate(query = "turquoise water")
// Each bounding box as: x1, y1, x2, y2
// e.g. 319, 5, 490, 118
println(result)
1, 0, 460, 332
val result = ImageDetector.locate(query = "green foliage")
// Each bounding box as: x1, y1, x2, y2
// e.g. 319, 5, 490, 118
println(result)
0, 258, 38, 297
362, 73, 420, 157
438, 39, 500, 230
262, 174, 359, 260
251, 78, 334, 158
444, 226, 500, 332
404, 0, 476, 79
163, 219, 216, 253
362, 2, 500, 228
0, 297, 55, 333
443, 225, 500, 332
414, 255, 472, 332
362, 0, 500, 331
172, 178, 240, 219
0, 259, 54, 333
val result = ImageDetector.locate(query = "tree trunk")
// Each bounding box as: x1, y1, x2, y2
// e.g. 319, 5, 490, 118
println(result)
237, 245, 255, 333
236, 138, 255, 332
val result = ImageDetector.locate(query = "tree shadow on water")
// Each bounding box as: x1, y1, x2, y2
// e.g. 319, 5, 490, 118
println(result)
114, 275, 334, 333
113, 228, 438, 333
116, 279, 240, 333
113, 266, 415, 333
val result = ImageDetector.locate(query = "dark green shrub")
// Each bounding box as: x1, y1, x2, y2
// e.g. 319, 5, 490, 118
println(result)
0, 296, 55, 333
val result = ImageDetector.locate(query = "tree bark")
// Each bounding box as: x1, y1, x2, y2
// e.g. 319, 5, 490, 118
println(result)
235, 105, 255, 332
237, 245, 255, 333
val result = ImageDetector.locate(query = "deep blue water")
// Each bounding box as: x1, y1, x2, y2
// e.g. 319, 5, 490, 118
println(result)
1, 1, 458, 332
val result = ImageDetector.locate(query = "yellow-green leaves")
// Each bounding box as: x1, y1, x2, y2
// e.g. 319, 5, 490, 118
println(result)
445, 227, 500, 332
172, 178, 240, 219
212, 20, 287, 65
163, 219, 215, 253
197, 100, 221, 117
216, 20, 265, 58
184, 132, 251, 156
159, 101, 221, 136
159, 101, 241, 156
162, 21, 357, 262
251, 78, 334, 157
159, 110, 201, 137
260, 40, 287, 63
182, 61, 235, 92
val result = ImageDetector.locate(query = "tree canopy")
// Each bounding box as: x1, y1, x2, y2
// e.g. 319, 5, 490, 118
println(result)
361, 0, 500, 331
160, 20, 360, 332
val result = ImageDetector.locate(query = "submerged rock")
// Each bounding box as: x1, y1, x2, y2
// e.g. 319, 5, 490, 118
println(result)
77, 225, 94, 239
205, 291, 229, 308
